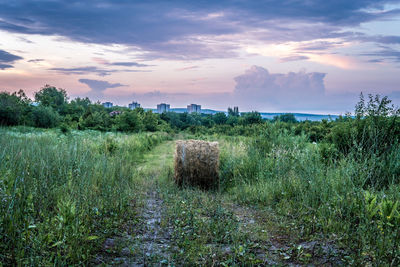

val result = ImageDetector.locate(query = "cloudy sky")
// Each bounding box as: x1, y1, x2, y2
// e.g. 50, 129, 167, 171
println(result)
0, 0, 399, 114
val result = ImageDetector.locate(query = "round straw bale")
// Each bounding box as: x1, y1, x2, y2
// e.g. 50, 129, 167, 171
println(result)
174, 139, 219, 189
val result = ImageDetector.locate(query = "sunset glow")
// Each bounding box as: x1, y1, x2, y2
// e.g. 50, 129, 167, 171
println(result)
0, 1, 399, 113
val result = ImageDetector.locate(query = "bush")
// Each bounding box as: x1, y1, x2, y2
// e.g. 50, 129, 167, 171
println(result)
143, 110, 159, 132
79, 110, 111, 131
34, 85, 67, 112
213, 112, 227, 125
115, 110, 144, 132
59, 123, 70, 134
272, 113, 297, 123
0, 90, 31, 126
317, 142, 339, 163
239, 111, 263, 125
32, 106, 60, 128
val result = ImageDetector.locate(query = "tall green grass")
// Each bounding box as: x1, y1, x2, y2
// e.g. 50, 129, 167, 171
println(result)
219, 123, 400, 265
0, 127, 169, 265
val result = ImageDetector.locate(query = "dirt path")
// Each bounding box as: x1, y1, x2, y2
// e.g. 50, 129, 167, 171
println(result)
94, 141, 175, 266
94, 140, 344, 266
134, 185, 173, 265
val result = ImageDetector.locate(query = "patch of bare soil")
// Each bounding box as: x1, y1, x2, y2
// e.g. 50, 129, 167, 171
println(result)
93, 187, 174, 266
226, 202, 346, 266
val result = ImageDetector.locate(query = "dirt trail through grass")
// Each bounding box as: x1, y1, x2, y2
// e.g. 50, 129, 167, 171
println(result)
94, 141, 175, 266
95, 140, 343, 266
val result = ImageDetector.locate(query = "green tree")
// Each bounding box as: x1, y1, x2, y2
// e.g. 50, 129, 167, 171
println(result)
213, 112, 227, 125
79, 106, 111, 131
228, 107, 239, 117
201, 115, 215, 128
115, 110, 143, 132
273, 113, 297, 123
35, 85, 68, 112
32, 105, 60, 128
239, 111, 263, 125
226, 115, 238, 126
0, 90, 32, 126
160, 112, 184, 130
143, 110, 159, 132
64, 97, 91, 123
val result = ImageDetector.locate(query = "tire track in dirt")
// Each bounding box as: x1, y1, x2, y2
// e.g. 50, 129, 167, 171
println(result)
133, 184, 173, 266
93, 142, 175, 266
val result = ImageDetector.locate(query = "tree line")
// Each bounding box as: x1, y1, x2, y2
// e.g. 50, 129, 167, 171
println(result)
0, 85, 281, 132
1, 86, 399, 156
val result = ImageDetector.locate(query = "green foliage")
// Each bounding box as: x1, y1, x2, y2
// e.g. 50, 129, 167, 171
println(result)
162, 188, 261, 266
100, 136, 119, 155
63, 97, 91, 122
317, 142, 339, 163
1, 88, 399, 265
326, 94, 400, 188
159, 112, 203, 130
227, 107, 239, 117
79, 106, 111, 131
0, 128, 168, 265
32, 105, 60, 128
59, 123, 70, 134
115, 110, 144, 132
143, 110, 159, 132
201, 114, 215, 128
34, 85, 68, 112
239, 111, 263, 125
226, 115, 239, 126
0, 90, 31, 126
295, 120, 332, 142
273, 113, 297, 123
218, 113, 400, 264
213, 112, 228, 125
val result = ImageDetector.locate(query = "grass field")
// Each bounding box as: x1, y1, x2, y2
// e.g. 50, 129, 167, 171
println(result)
1, 126, 399, 265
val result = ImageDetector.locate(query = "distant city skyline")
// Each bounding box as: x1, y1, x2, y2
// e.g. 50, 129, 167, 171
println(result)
0, 1, 399, 114
99, 100, 340, 121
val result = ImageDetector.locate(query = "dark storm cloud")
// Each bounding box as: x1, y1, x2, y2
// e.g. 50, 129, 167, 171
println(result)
0, 49, 23, 62
78, 78, 127, 101
79, 79, 126, 92
349, 32, 400, 45
369, 35, 400, 44
362, 47, 400, 63
0, 1, 399, 59
0, 49, 23, 69
0, 63, 13, 69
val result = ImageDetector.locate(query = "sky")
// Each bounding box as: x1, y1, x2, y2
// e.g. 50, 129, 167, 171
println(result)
0, 0, 400, 114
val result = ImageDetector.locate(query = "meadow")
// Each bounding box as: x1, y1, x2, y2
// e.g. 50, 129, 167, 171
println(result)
0, 127, 169, 265
1, 89, 399, 265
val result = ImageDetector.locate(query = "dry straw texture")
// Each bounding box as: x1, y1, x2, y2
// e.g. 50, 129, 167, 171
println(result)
174, 140, 219, 189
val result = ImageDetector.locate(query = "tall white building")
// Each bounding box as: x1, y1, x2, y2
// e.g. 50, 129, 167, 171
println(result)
187, 104, 201, 114
157, 103, 170, 113
128, 101, 141, 110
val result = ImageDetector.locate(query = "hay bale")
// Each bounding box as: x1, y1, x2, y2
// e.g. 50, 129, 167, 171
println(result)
174, 139, 219, 189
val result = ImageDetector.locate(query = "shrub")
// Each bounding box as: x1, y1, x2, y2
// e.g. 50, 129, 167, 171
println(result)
115, 110, 144, 132
32, 105, 60, 128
